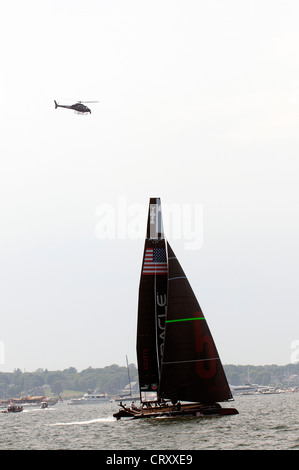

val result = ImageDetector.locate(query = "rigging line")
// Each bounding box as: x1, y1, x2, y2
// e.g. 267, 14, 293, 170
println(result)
168, 276, 187, 281
162, 358, 220, 365
166, 317, 205, 323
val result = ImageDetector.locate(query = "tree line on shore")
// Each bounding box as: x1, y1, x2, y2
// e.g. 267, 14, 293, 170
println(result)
224, 363, 299, 388
0, 364, 138, 399
0, 363, 298, 399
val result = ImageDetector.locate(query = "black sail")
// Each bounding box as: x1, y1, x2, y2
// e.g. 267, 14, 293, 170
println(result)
136, 198, 168, 399
158, 242, 233, 404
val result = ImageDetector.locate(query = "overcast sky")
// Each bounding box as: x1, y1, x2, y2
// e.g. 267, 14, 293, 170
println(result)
0, 0, 298, 372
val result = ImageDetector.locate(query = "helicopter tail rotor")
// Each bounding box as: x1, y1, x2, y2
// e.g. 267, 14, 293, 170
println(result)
54, 100, 58, 109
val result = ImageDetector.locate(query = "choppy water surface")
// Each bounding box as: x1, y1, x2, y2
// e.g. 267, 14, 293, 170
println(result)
0, 393, 298, 450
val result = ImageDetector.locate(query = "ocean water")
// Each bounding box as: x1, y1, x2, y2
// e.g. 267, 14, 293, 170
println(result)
0, 392, 298, 450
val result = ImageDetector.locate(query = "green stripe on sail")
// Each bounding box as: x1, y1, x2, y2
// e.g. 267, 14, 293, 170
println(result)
166, 317, 205, 323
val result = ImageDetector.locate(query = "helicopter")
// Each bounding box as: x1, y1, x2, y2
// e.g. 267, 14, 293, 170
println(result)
54, 100, 98, 114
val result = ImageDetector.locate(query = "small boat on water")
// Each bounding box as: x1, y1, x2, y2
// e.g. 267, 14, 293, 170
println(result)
1, 404, 23, 413
0, 396, 58, 408
113, 359, 140, 402
114, 198, 238, 420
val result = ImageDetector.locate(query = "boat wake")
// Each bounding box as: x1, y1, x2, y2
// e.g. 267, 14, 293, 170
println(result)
51, 416, 114, 426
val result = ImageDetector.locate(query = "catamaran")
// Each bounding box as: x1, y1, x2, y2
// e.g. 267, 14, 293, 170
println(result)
114, 198, 238, 419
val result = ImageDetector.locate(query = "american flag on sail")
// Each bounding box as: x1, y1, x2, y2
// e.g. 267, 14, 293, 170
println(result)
142, 248, 168, 275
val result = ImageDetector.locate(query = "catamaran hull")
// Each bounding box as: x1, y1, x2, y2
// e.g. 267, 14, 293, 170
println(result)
113, 403, 238, 420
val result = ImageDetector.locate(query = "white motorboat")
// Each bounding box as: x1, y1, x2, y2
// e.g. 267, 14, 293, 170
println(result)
69, 391, 109, 405
230, 384, 269, 395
